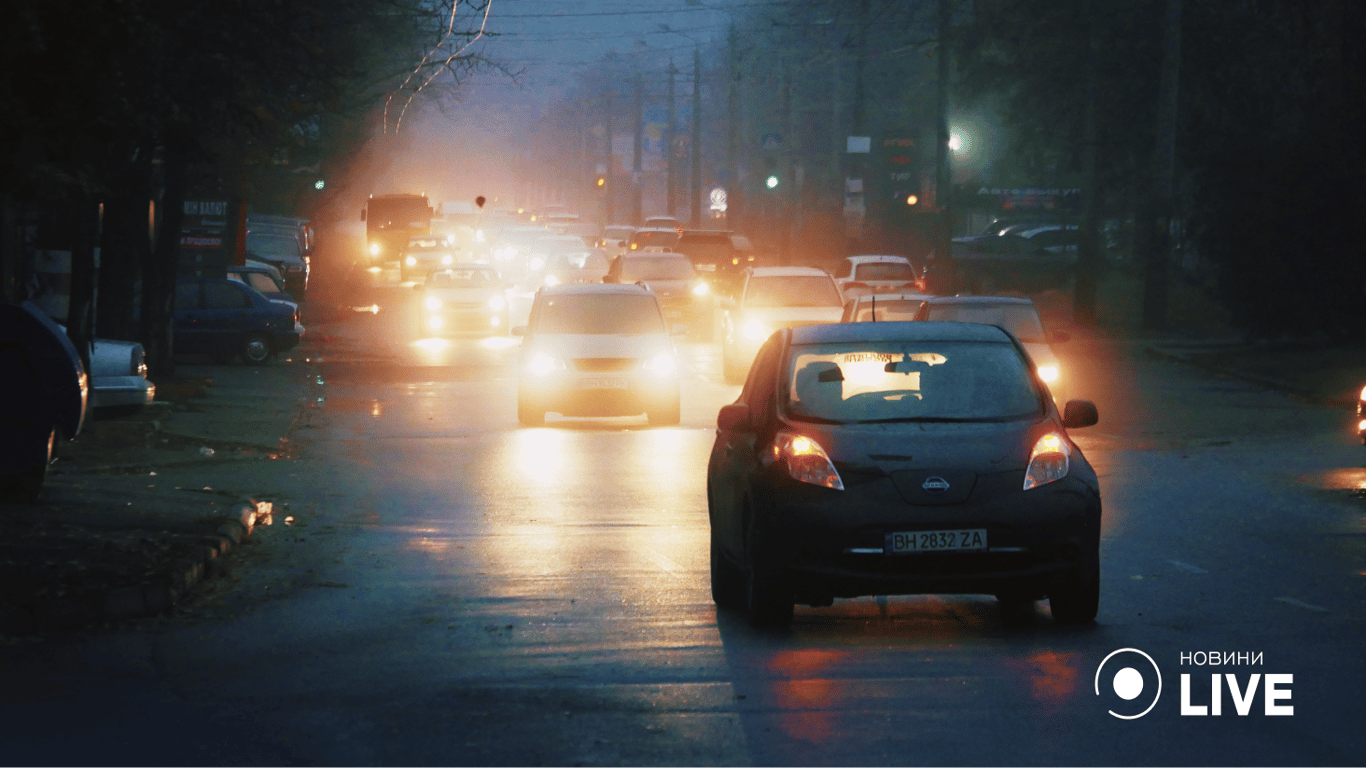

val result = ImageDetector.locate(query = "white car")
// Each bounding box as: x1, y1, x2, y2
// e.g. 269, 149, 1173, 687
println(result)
416, 265, 510, 337
514, 282, 683, 426
720, 266, 845, 384
840, 291, 933, 323
89, 338, 156, 410
913, 295, 1071, 404
833, 254, 923, 301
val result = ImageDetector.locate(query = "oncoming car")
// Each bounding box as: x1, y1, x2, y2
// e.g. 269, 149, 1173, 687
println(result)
706, 321, 1102, 628
720, 266, 845, 384
913, 295, 1072, 404
416, 265, 509, 336
514, 283, 683, 427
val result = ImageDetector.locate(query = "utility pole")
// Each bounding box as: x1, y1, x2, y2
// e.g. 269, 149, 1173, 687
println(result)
666, 58, 678, 218
605, 89, 615, 225
934, 0, 952, 286
1143, 0, 1182, 333
726, 25, 741, 230
1073, 1, 1102, 327
691, 44, 703, 227
633, 66, 644, 225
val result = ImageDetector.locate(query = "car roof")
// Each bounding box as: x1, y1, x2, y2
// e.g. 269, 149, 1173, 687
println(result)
748, 266, 831, 278
845, 254, 913, 263
539, 282, 653, 296
849, 292, 932, 303
631, 227, 680, 234
791, 320, 1015, 345
923, 295, 1037, 307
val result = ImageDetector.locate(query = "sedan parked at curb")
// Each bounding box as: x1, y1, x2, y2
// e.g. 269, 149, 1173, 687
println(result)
706, 321, 1102, 628
173, 278, 301, 365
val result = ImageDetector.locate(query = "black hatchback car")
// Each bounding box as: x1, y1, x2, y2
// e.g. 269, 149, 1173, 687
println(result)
174, 278, 301, 364
706, 321, 1102, 627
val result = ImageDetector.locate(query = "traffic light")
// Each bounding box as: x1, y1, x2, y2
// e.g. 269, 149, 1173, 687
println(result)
766, 175, 780, 189
594, 175, 607, 190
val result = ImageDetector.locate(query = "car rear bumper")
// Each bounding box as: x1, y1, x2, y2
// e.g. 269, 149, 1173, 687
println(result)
90, 377, 155, 409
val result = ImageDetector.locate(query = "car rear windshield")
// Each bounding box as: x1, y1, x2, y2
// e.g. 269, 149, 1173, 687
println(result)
630, 230, 680, 249
785, 341, 1042, 424
246, 233, 302, 260
619, 256, 696, 281
851, 299, 925, 322
853, 262, 916, 281
535, 294, 666, 335
923, 303, 1047, 343
745, 276, 842, 308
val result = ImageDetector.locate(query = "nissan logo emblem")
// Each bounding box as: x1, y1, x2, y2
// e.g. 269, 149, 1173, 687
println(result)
922, 476, 950, 495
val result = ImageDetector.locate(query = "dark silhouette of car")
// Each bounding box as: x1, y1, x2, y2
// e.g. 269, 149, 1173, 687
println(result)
706, 320, 1102, 628
173, 278, 300, 364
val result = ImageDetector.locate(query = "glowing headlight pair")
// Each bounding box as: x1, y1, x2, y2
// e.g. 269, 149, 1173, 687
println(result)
764, 431, 1072, 493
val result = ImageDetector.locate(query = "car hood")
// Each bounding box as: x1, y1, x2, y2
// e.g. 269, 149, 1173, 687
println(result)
428, 286, 502, 302
525, 333, 672, 359
789, 416, 1060, 475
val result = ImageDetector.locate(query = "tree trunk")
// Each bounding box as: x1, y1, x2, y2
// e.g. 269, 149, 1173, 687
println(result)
97, 158, 151, 340
142, 141, 186, 377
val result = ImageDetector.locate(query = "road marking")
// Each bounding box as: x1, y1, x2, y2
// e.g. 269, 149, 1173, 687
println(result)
1169, 560, 1208, 574
1274, 596, 1328, 612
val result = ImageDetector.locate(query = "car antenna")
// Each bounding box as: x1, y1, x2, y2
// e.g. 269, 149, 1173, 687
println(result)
871, 293, 877, 321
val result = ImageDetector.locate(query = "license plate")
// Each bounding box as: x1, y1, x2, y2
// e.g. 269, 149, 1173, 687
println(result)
581, 377, 626, 390
886, 529, 988, 554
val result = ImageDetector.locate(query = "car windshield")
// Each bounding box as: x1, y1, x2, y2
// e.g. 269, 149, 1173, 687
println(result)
854, 262, 916, 281
851, 299, 924, 322
619, 256, 695, 281
924, 303, 1047, 343
246, 233, 301, 259
428, 268, 497, 286
786, 341, 1042, 424
745, 275, 842, 307
535, 294, 665, 335
232, 272, 282, 294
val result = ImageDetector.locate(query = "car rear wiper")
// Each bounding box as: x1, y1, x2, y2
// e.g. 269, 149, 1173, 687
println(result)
854, 416, 995, 424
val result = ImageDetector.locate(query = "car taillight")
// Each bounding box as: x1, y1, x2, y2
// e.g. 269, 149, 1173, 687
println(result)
765, 432, 844, 490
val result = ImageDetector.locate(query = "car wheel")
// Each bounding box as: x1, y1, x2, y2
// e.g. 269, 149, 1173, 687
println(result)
647, 398, 681, 427
240, 333, 272, 365
516, 390, 544, 426
743, 509, 793, 628
11, 427, 55, 504
1049, 566, 1100, 625
710, 527, 745, 610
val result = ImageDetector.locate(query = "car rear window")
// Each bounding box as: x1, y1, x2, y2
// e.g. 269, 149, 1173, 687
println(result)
629, 230, 680, 249
853, 262, 916, 281
924, 303, 1046, 343
785, 341, 1042, 423
850, 298, 924, 322
535, 294, 666, 335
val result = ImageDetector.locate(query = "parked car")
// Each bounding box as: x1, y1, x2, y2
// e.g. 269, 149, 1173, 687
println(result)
88, 338, 155, 412
226, 262, 306, 340
173, 278, 301, 364
720, 266, 845, 384
0, 301, 87, 502
514, 282, 684, 427
913, 295, 1071, 404
833, 255, 924, 300
840, 291, 932, 323
245, 231, 309, 300
706, 320, 1102, 627
415, 265, 510, 337
604, 251, 713, 339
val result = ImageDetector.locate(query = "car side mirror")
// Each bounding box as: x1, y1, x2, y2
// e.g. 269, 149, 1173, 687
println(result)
717, 402, 753, 432
1062, 399, 1098, 429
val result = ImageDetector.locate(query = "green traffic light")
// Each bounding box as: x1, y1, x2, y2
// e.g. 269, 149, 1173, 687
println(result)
766, 175, 779, 189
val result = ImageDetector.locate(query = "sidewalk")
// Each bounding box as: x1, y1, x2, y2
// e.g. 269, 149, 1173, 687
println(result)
0, 352, 320, 635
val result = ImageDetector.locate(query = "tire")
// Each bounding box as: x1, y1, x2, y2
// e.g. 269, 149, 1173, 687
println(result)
710, 528, 745, 610
647, 397, 681, 427
240, 333, 272, 365
1049, 566, 1100, 625
516, 390, 544, 426
744, 509, 793, 628
13, 428, 54, 504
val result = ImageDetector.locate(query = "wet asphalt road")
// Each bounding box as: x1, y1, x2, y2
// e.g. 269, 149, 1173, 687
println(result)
1, 250, 1364, 766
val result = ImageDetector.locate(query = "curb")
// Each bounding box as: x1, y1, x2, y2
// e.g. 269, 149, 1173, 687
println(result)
1144, 345, 1357, 410
0, 500, 272, 635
